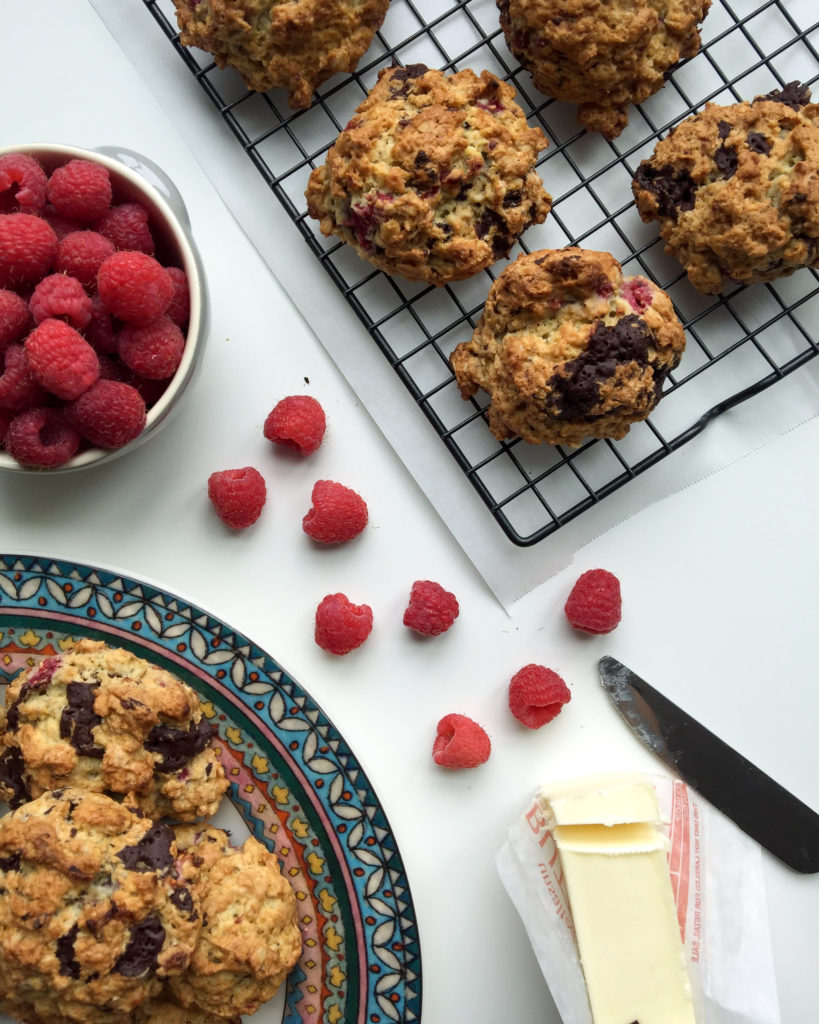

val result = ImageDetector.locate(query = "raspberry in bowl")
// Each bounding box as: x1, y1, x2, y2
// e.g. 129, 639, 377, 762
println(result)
0, 143, 206, 472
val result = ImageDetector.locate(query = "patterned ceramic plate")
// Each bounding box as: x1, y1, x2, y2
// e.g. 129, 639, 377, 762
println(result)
0, 554, 422, 1024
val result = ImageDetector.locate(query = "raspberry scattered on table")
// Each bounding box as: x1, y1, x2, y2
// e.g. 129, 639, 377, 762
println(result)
303, 479, 368, 544
207, 467, 268, 530
432, 714, 491, 769
564, 568, 622, 634
264, 395, 326, 455
314, 593, 373, 655
403, 580, 459, 636
508, 664, 571, 729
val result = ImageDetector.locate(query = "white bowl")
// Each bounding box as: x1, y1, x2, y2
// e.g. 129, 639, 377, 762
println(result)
0, 143, 207, 473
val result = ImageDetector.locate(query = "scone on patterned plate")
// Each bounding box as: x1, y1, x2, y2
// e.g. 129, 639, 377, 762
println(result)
0, 789, 202, 1024
632, 81, 819, 293
167, 824, 302, 1020
172, 0, 389, 109
0, 639, 227, 821
450, 247, 686, 446
498, 0, 711, 139
306, 63, 552, 285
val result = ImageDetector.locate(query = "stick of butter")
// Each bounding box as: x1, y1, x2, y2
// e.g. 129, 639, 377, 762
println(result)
538, 772, 696, 1024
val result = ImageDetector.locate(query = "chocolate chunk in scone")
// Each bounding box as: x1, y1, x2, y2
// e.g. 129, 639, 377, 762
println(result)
451, 248, 686, 446
172, 0, 389, 109
632, 82, 819, 293
306, 64, 552, 285
0, 639, 227, 821
498, 0, 711, 139
0, 789, 202, 1024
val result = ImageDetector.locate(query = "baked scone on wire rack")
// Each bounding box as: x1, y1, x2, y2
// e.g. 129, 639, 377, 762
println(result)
450, 247, 686, 447
306, 63, 552, 286
498, 0, 711, 139
632, 81, 819, 293
171, 0, 389, 108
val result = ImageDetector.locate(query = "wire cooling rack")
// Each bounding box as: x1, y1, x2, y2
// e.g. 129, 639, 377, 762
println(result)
145, 0, 818, 546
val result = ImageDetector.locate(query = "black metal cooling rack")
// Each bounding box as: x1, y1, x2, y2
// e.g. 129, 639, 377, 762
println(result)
145, 0, 819, 546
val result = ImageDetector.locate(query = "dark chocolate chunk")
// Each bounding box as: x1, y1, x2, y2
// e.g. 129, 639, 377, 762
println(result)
59, 682, 104, 758
170, 886, 196, 918
552, 315, 655, 419
714, 144, 738, 178
0, 852, 21, 873
717, 120, 733, 140
0, 747, 29, 808
746, 132, 771, 155
633, 163, 698, 218
759, 81, 810, 110
116, 824, 175, 872
388, 63, 429, 97
57, 923, 81, 979
145, 716, 214, 774
475, 208, 505, 239
502, 189, 523, 208
113, 915, 165, 977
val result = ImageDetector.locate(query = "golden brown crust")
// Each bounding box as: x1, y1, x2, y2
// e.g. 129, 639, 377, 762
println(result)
0, 789, 203, 1024
450, 247, 686, 446
0, 639, 227, 821
172, 0, 389, 108
168, 825, 302, 1018
498, 0, 711, 138
306, 63, 551, 285
632, 84, 819, 292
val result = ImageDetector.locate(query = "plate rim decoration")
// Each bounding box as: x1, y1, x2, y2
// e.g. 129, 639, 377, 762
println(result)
0, 554, 422, 1024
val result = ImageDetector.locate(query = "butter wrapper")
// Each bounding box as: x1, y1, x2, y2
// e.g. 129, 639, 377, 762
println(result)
497, 774, 780, 1023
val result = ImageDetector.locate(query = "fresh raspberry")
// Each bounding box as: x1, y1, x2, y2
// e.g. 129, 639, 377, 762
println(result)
0, 213, 58, 289
95, 202, 154, 254
432, 714, 491, 769
24, 319, 99, 401
314, 593, 373, 655
42, 206, 84, 240
0, 153, 47, 213
508, 665, 571, 729
165, 267, 191, 327
84, 293, 117, 354
264, 395, 326, 455
46, 159, 112, 223
207, 467, 267, 529
117, 316, 185, 380
564, 568, 622, 634
29, 274, 93, 330
65, 379, 146, 449
97, 251, 173, 324
53, 230, 115, 288
0, 289, 32, 349
0, 344, 48, 411
303, 479, 368, 544
403, 580, 460, 636
4, 406, 82, 467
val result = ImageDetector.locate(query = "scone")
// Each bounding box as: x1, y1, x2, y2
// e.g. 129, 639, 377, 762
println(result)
306, 63, 551, 285
0, 789, 202, 1024
450, 247, 686, 446
172, 0, 389, 109
632, 81, 819, 293
168, 824, 302, 1019
0, 639, 227, 821
498, 0, 711, 139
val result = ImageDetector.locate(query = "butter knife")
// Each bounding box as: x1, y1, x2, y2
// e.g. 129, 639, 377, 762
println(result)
598, 655, 819, 873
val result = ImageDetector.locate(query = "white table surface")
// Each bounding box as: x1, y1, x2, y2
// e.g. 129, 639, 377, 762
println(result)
1, 3, 818, 1023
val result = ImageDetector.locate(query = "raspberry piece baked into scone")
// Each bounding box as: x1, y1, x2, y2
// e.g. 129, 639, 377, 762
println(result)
632, 82, 819, 293
0, 789, 203, 1024
498, 0, 711, 139
450, 248, 686, 446
168, 824, 302, 1019
306, 64, 552, 285
172, 0, 389, 109
0, 639, 227, 820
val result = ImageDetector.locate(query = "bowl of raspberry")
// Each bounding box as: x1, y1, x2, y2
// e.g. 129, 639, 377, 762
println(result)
0, 143, 206, 472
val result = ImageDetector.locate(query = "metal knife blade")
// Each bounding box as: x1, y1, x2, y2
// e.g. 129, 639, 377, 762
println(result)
598, 655, 819, 873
